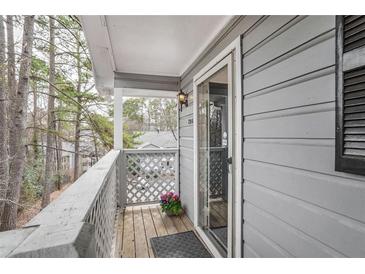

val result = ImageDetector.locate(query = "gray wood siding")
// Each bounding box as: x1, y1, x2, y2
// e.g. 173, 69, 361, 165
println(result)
178, 16, 262, 224
181, 16, 263, 91
242, 15, 365, 257
178, 15, 365, 257
179, 95, 195, 220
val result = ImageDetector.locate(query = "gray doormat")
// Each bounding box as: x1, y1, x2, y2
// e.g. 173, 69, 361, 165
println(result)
150, 231, 212, 258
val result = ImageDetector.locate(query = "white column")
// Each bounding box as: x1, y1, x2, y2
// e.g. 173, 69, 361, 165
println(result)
114, 88, 123, 150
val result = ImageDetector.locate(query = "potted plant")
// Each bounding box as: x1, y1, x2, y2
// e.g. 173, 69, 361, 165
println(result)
159, 191, 183, 216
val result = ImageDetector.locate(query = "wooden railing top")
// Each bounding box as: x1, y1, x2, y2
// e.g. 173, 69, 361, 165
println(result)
0, 150, 121, 258
27, 150, 120, 227
123, 148, 178, 153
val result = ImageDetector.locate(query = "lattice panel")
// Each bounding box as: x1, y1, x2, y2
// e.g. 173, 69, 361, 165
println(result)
85, 164, 117, 258
209, 105, 222, 147
125, 151, 176, 204
209, 148, 226, 198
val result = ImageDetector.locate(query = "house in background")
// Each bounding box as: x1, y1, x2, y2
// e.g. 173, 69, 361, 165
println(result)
60, 141, 101, 183
1, 15, 365, 258
60, 142, 75, 183
136, 130, 177, 149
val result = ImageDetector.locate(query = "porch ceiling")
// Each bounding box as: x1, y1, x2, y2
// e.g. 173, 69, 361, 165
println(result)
80, 15, 233, 94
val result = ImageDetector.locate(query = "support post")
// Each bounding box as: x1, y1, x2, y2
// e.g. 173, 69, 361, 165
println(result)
114, 88, 123, 150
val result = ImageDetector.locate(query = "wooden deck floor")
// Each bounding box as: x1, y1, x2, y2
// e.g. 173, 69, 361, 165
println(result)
117, 203, 194, 258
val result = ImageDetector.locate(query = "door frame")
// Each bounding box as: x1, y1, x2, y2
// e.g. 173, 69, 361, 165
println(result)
193, 37, 242, 258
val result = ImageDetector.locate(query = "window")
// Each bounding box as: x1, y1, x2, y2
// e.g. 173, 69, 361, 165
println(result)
335, 15, 365, 175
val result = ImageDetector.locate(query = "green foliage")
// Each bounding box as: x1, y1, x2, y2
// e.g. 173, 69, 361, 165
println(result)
31, 56, 48, 78
123, 98, 145, 123
123, 124, 143, 148
89, 112, 114, 149
21, 157, 44, 203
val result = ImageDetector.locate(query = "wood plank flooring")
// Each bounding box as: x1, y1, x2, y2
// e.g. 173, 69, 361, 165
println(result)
118, 204, 194, 258
209, 200, 228, 228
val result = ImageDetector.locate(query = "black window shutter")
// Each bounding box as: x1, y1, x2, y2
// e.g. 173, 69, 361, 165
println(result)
336, 15, 365, 175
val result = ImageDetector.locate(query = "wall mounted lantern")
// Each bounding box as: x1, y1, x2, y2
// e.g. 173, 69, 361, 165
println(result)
177, 90, 188, 112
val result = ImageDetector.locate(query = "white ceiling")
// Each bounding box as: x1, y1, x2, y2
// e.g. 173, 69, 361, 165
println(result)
106, 15, 232, 76
81, 15, 233, 93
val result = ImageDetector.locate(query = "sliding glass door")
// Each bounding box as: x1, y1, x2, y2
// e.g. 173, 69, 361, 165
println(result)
196, 56, 232, 257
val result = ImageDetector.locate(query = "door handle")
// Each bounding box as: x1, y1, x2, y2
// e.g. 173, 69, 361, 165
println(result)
227, 157, 232, 165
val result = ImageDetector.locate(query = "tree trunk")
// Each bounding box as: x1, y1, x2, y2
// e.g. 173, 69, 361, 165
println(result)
74, 107, 81, 180
1, 16, 35, 231
55, 119, 62, 190
55, 98, 63, 189
0, 16, 9, 220
6, 16, 16, 104
92, 131, 99, 162
41, 16, 56, 208
73, 32, 82, 181
31, 82, 39, 162
6, 15, 16, 162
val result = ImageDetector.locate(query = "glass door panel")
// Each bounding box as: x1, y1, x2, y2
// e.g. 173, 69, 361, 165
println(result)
197, 65, 229, 256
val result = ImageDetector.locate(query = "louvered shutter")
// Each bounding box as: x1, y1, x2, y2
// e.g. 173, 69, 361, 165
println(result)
336, 15, 365, 175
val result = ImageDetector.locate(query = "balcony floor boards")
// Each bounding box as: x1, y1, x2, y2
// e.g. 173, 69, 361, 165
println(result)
118, 203, 194, 258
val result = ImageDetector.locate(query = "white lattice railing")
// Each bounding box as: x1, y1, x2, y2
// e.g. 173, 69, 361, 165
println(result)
209, 147, 228, 198
123, 148, 178, 204
0, 150, 121, 258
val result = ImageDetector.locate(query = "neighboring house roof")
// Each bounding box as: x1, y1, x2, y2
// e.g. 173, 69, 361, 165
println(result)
138, 143, 161, 149
136, 131, 177, 149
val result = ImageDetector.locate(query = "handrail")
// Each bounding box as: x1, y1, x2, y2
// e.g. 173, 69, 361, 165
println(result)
0, 150, 121, 258
123, 148, 178, 153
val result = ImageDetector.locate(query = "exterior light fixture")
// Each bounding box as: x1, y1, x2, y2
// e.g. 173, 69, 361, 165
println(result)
177, 90, 188, 112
